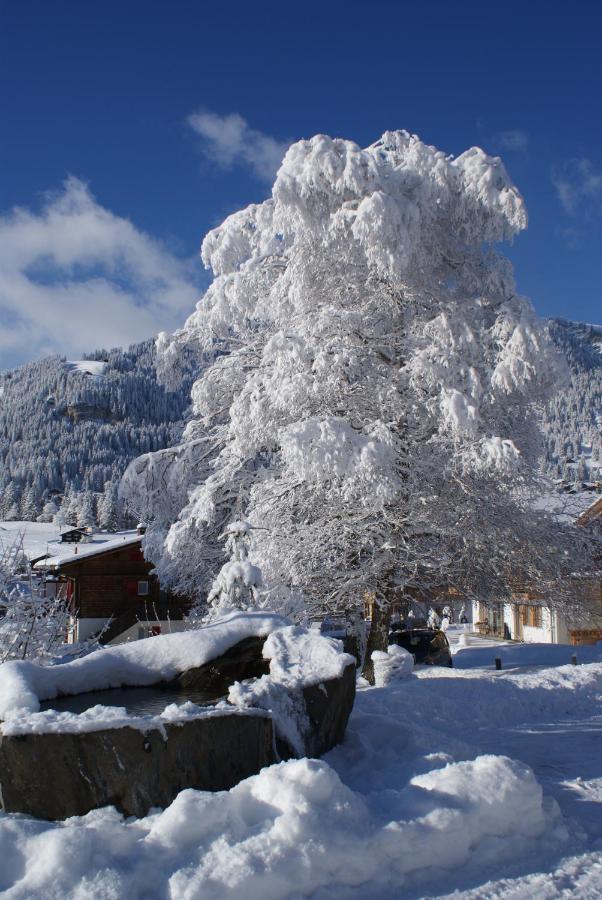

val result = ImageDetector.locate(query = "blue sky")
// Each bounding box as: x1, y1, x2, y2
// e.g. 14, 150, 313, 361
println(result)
1, 0, 601, 367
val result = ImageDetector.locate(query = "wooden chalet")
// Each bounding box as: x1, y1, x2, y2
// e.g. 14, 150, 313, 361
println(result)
34, 530, 189, 645
59, 527, 89, 544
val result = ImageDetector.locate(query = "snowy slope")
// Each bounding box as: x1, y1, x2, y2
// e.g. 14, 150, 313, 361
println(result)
0, 638, 601, 898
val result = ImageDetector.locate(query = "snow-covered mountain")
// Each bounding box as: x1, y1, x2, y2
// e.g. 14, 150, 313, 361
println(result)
0, 341, 192, 525
542, 319, 602, 490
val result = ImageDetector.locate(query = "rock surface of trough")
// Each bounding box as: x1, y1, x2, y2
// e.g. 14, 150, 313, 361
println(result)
0, 617, 356, 819
0, 710, 274, 820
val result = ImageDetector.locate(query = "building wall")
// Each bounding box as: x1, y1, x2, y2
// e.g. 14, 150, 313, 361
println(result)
74, 617, 108, 643
59, 543, 162, 619
506, 604, 571, 643
57, 541, 188, 643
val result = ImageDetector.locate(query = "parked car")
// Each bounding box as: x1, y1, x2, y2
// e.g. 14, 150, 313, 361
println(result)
388, 626, 453, 667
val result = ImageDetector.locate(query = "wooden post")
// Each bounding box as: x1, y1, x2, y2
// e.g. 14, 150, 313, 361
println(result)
571, 654, 578, 666
495, 657, 502, 670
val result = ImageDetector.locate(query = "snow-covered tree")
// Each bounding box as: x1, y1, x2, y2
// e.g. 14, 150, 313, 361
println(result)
0, 483, 20, 521
62, 489, 81, 527
188, 521, 263, 623
123, 130, 594, 677
97, 481, 122, 531
20, 486, 39, 522
0, 339, 193, 524
77, 491, 96, 530
37, 498, 60, 523
0, 533, 71, 662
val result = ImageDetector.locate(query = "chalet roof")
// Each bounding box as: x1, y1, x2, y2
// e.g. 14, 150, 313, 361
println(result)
32, 532, 142, 571
577, 496, 602, 527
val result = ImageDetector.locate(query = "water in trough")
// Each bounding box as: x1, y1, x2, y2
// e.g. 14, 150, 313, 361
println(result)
40, 684, 225, 717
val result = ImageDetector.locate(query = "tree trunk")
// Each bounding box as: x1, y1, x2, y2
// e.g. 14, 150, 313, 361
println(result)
361, 599, 392, 685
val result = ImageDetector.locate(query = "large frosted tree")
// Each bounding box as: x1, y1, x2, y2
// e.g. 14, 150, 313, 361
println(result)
123, 130, 591, 671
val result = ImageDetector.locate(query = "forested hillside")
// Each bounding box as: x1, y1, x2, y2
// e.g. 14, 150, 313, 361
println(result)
0, 341, 192, 527
542, 319, 602, 490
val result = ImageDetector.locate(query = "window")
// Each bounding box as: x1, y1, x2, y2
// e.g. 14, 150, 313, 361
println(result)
137, 580, 149, 596
520, 605, 542, 628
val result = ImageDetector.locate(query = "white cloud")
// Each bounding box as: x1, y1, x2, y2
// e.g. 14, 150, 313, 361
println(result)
188, 110, 289, 181
0, 178, 201, 369
552, 158, 602, 215
495, 130, 529, 153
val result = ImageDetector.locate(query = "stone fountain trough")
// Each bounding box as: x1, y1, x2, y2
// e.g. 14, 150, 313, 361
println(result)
0, 614, 356, 819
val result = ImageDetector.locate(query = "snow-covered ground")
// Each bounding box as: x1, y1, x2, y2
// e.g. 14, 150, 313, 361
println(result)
0, 634, 601, 898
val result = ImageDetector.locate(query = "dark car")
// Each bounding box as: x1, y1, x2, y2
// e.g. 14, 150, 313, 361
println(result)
388, 627, 453, 667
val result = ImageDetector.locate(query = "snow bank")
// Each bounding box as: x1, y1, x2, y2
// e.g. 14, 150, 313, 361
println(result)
0, 611, 289, 718
0, 754, 557, 899
3, 641, 599, 897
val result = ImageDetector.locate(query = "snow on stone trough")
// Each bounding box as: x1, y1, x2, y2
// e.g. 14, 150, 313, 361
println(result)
0, 611, 350, 719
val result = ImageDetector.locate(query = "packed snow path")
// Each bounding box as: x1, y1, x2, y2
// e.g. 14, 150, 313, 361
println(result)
0, 641, 601, 898
446, 623, 513, 654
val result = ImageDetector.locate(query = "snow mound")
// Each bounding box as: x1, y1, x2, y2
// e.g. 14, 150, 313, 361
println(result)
371, 643, 414, 686
0, 754, 557, 898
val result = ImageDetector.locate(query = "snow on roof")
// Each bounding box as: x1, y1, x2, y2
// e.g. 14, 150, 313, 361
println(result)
34, 531, 142, 570
65, 360, 107, 377
0, 521, 142, 567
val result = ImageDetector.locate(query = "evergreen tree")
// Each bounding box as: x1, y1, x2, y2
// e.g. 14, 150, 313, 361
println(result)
37, 498, 59, 523
20, 486, 39, 522
97, 481, 121, 531
77, 491, 97, 530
